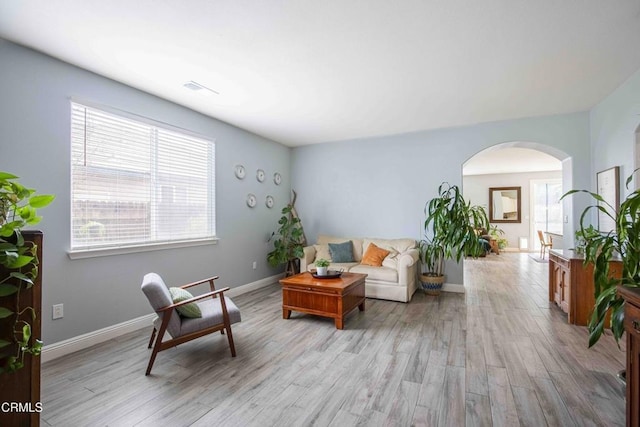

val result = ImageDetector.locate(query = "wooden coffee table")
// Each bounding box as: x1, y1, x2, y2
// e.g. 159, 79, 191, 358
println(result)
279, 272, 367, 329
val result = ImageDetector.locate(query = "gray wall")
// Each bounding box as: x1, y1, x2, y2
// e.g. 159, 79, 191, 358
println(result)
292, 114, 591, 285
0, 40, 291, 344
590, 67, 640, 201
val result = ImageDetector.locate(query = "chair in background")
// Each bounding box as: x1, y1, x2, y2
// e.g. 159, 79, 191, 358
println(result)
537, 230, 553, 259
141, 273, 241, 375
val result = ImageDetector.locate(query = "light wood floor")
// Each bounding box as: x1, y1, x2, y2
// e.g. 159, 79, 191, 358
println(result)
41, 253, 626, 426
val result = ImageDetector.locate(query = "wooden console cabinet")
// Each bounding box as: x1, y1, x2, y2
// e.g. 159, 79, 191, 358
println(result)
618, 286, 640, 426
548, 249, 622, 326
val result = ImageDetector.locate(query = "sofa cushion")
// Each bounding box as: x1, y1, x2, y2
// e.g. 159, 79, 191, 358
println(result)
361, 243, 391, 266
328, 241, 355, 262
313, 244, 332, 261
382, 252, 398, 270
363, 238, 416, 255
350, 264, 398, 282
317, 235, 364, 261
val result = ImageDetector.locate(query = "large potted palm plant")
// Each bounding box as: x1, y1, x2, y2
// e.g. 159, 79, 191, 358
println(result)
419, 182, 489, 295
563, 171, 640, 348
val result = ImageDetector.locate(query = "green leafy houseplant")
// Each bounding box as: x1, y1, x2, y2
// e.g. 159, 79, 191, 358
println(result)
573, 224, 599, 254
419, 182, 489, 291
488, 225, 508, 249
562, 171, 640, 347
0, 172, 54, 373
315, 258, 330, 268
267, 204, 305, 277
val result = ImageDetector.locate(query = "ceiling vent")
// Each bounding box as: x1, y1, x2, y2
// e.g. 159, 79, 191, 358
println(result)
183, 81, 219, 95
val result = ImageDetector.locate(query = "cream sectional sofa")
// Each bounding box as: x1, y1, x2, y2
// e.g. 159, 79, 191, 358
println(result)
300, 235, 420, 302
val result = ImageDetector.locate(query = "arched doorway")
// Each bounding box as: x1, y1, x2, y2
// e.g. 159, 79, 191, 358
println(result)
462, 142, 571, 253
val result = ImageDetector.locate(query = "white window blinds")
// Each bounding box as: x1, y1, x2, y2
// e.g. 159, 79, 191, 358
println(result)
70, 102, 215, 251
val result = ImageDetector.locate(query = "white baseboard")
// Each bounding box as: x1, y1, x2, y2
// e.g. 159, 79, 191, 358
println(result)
41, 273, 282, 363
442, 282, 465, 293
41, 314, 156, 363
224, 273, 283, 298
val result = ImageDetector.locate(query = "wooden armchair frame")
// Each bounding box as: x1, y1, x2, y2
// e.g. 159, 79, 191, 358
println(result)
145, 275, 236, 375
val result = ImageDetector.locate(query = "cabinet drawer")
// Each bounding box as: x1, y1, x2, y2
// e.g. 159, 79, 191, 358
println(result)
624, 301, 640, 337
549, 253, 569, 268
282, 286, 337, 296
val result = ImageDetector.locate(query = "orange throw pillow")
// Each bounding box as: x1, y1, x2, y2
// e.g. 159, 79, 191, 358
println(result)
361, 243, 391, 267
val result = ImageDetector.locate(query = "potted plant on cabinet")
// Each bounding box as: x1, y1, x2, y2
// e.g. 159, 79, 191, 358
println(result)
573, 224, 599, 255
419, 182, 489, 295
0, 171, 54, 426
0, 172, 54, 373
562, 172, 640, 348
267, 204, 305, 277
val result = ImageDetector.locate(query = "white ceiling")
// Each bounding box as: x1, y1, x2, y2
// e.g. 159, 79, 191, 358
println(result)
463, 147, 562, 176
1, 1, 640, 147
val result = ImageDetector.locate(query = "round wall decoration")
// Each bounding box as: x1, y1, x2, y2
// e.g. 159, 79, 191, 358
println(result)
266, 195, 274, 208
246, 193, 257, 208
274, 172, 282, 185
234, 164, 246, 179
256, 169, 266, 182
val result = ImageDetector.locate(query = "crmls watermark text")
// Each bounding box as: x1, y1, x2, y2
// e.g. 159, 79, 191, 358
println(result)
1, 401, 43, 413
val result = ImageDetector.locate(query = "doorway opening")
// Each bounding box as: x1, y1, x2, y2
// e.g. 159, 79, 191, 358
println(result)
462, 142, 569, 252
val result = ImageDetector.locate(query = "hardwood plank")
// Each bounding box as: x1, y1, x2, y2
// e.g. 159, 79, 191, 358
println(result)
512, 386, 547, 427
466, 392, 493, 427
366, 352, 411, 414
502, 340, 533, 389
487, 366, 519, 427
384, 380, 420, 426
438, 366, 465, 427
531, 376, 575, 426
466, 311, 488, 395
548, 371, 603, 427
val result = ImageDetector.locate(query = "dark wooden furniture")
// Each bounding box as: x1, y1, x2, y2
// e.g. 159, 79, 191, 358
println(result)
279, 272, 367, 329
0, 230, 43, 427
619, 286, 640, 426
548, 249, 622, 326
141, 274, 240, 375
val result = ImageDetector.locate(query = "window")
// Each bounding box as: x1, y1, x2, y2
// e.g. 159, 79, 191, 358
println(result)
70, 102, 215, 255
531, 179, 562, 249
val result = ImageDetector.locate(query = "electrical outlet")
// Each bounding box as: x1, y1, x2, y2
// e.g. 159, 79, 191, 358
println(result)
52, 304, 64, 320
252, 261, 257, 270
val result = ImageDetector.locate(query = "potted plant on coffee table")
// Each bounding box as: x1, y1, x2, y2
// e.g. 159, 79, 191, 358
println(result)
419, 182, 489, 295
315, 258, 330, 276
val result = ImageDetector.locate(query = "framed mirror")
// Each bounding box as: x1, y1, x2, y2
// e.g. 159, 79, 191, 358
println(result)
489, 186, 521, 223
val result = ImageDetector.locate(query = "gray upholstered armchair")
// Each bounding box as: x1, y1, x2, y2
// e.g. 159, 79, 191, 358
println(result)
141, 273, 241, 375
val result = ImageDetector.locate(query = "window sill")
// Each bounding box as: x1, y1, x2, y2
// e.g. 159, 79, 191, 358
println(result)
68, 238, 219, 260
